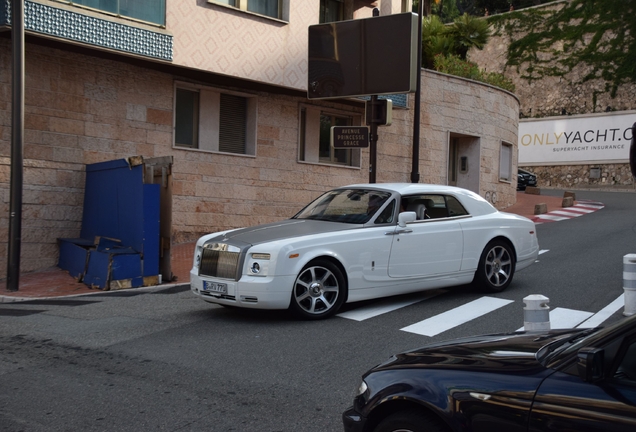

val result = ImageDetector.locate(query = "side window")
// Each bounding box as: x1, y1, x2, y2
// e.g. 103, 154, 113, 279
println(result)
446, 196, 469, 217
375, 199, 396, 225
174, 83, 257, 156
615, 338, 636, 382
401, 195, 469, 220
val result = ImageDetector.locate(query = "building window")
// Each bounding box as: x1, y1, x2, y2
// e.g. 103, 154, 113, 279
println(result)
209, 0, 288, 21
175, 89, 199, 148
299, 106, 361, 168
65, 0, 166, 26
320, 0, 344, 23
499, 142, 513, 182
174, 83, 256, 156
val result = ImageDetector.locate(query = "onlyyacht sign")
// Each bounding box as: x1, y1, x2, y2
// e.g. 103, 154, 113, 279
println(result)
518, 111, 636, 164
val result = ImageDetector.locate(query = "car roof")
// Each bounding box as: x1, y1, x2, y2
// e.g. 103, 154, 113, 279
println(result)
342, 183, 475, 195
339, 183, 497, 216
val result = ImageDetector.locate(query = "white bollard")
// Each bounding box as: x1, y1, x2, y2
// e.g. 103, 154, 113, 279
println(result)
623, 254, 636, 316
523, 295, 550, 331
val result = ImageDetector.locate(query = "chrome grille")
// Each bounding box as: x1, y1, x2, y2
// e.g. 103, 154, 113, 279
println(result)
199, 248, 240, 279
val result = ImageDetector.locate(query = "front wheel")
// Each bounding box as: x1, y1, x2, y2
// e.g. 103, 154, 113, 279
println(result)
474, 239, 515, 293
373, 410, 446, 432
289, 260, 346, 320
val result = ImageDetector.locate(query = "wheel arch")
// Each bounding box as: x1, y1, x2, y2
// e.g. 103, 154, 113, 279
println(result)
485, 235, 517, 262
303, 255, 349, 303
363, 399, 453, 432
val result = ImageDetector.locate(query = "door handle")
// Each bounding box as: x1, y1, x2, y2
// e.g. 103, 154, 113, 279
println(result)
385, 229, 412, 235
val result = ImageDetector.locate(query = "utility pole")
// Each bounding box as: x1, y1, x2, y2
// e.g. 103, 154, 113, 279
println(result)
411, 0, 424, 183
7, 0, 25, 292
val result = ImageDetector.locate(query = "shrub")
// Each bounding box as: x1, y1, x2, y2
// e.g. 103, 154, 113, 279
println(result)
433, 54, 516, 92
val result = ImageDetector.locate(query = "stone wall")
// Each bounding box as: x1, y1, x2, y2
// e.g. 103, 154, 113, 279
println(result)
469, 0, 636, 190
522, 163, 635, 190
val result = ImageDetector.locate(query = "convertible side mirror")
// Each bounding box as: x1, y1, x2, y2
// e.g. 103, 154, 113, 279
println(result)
577, 347, 605, 383
398, 211, 416, 228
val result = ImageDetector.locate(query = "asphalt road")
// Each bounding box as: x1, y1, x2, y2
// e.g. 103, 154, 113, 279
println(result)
1, 189, 635, 431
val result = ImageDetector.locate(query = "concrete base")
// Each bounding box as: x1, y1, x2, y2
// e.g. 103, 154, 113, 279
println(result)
534, 203, 548, 215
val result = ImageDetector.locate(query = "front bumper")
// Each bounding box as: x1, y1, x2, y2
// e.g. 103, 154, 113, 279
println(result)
190, 270, 295, 309
342, 406, 367, 432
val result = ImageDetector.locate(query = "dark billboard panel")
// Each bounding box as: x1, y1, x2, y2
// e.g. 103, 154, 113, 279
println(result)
308, 13, 418, 99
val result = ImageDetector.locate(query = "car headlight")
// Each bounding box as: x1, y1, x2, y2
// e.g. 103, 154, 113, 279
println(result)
247, 253, 271, 277
194, 246, 202, 269
355, 380, 368, 397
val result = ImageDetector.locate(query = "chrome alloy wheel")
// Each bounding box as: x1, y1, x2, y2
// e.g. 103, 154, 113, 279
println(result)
484, 244, 513, 287
293, 264, 341, 316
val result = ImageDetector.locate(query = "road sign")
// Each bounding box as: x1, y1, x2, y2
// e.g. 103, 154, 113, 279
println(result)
331, 126, 369, 149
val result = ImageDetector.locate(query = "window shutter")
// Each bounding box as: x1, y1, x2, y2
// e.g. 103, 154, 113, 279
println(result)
219, 94, 247, 154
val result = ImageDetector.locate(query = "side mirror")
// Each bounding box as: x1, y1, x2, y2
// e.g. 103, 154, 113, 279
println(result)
577, 347, 605, 382
398, 211, 416, 228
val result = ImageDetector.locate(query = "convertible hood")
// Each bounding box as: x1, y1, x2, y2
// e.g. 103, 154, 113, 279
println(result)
376, 329, 589, 373
205, 219, 360, 246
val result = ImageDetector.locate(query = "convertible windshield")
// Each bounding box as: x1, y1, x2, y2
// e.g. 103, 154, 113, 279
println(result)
294, 189, 391, 224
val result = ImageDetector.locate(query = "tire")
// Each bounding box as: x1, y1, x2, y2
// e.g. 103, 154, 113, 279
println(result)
289, 259, 346, 320
374, 410, 446, 432
474, 239, 515, 293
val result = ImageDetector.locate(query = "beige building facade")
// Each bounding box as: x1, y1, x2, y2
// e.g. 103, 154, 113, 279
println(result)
0, 0, 520, 280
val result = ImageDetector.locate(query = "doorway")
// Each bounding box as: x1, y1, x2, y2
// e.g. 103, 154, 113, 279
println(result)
447, 134, 480, 193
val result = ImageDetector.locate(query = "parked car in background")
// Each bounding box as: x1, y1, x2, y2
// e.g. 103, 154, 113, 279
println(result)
190, 183, 539, 319
343, 314, 636, 432
517, 168, 538, 190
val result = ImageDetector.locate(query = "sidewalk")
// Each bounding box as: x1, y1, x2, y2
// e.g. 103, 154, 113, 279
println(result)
0, 191, 573, 302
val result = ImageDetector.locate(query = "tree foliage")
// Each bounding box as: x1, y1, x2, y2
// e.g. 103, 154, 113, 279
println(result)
489, 0, 636, 97
421, 13, 491, 67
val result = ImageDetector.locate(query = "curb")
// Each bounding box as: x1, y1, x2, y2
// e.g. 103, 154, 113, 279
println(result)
531, 200, 605, 224
0, 282, 191, 304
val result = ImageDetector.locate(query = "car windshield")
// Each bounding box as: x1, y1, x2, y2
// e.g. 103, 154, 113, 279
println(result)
293, 189, 391, 224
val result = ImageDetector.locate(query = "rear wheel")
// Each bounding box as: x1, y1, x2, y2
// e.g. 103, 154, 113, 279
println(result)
374, 410, 446, 432
289, 259, 346, 320
474, 239, 515, 293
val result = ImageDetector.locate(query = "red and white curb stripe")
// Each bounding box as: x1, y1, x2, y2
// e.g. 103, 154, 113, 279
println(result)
531, 200, 604, 224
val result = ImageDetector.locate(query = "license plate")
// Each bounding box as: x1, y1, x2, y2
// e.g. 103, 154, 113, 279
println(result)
203, 281, 227, 294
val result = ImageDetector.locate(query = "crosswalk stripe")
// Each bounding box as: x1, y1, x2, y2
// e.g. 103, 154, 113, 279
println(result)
577, 294, 624, 328
549, 308, 594, 328
337, 290, 446, 321
538, 249, 549, 255
401, 297, 514, 337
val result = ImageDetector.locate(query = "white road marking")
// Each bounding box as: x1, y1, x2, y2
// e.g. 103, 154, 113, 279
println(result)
539, 249, 549, 255
549, 308, 594, 328
577, 295, 625, 328
576, 203, 605, 210
534, 214, 570, 221
401, 297, 514, 337
550, 210, 584, 217
518, 307, 593, 331
337, 290, 446, 321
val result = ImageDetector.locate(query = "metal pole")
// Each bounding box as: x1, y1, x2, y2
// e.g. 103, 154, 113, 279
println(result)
369, 95, 378, 183
7, 0, 25, 292
410, 0, 423, 183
